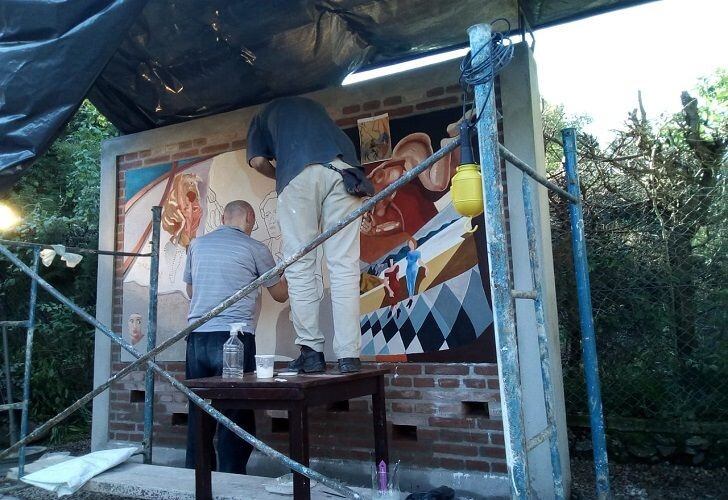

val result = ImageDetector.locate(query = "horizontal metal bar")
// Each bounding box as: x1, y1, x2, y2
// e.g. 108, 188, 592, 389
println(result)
0, 321, 28, 328
527, 427, 552, 451
511, 290, 537, 300
0, 239, 151, 258
0, 403, 24, 411
497, 144, 579, 203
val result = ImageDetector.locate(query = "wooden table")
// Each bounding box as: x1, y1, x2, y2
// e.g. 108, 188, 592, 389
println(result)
183, 366, 390, 500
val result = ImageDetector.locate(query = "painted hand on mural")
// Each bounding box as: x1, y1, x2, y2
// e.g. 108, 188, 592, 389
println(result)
161, 173, 203, 248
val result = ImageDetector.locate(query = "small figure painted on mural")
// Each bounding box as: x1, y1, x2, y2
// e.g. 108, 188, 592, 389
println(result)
405, 238, 428, 297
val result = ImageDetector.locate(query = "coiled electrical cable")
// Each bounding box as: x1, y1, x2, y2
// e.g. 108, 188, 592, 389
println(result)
459, 18, 515, 127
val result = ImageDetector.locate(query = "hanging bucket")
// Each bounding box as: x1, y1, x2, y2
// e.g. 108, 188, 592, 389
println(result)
451, 163, 484, 217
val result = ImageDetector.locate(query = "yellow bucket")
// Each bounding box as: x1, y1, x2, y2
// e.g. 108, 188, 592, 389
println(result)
451, 163, 484, 217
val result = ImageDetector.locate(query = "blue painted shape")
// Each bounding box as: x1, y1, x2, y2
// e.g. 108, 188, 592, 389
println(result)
361, 340, 375, 356
461, 269, 493, 336
125, 163, 172, 200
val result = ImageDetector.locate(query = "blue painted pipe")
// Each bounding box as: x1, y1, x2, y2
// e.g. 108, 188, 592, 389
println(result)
562, 128, 610, 499
468, 23, 531, 499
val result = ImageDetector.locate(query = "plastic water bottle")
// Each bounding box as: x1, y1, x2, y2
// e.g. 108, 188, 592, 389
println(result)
222, 323, 246, 378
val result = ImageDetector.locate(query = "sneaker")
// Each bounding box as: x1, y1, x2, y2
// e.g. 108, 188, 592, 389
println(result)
338, 357, 361, 373
287, 346, 325, 373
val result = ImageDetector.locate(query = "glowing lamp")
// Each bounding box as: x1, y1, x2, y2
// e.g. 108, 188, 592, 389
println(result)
0, 203, 20, 231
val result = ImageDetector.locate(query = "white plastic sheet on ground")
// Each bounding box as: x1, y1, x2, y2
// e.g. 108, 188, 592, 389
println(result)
20, 447, 137, 496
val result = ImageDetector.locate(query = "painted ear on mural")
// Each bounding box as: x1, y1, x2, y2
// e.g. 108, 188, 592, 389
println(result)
161, 173, 203, 247
393, 132, 459, 192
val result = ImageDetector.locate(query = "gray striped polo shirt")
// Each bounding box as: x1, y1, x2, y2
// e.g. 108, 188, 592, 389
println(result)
183, 225, 279, 333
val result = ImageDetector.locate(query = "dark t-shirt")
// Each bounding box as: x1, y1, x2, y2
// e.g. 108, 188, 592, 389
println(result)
246, 96, 360, 194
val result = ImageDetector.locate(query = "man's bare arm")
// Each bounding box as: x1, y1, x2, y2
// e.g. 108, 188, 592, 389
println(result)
250, 156, 276, 180
267, 276, 288, 303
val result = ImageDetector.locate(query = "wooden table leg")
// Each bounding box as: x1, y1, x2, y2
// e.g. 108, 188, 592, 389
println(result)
372, 374, 390, 469
196, 407, 216, 500
289, 402, 310, 500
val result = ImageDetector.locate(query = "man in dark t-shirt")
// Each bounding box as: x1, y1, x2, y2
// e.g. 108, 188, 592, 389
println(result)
247, 96, 362, 374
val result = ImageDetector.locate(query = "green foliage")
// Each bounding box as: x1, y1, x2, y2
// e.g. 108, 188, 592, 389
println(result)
0, 101, 116, 444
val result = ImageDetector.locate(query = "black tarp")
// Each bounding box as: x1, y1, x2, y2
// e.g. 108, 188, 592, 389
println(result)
0, 0, 652, 192
0, 0, 148, 192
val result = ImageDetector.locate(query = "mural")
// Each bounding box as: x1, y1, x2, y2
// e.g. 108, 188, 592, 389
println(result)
118, 107, 495, 363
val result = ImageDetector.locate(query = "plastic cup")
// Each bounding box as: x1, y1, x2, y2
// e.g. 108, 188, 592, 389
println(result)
255, 355, 275, 379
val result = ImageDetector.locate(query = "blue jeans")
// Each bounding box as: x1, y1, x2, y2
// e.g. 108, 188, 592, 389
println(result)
185, 331, 256, 474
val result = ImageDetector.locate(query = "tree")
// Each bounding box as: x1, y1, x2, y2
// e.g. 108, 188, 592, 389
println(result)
0, 101, 116, 443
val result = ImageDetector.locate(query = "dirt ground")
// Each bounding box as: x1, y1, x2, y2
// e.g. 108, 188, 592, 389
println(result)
1, 440, 726, 499
570, 457, 728, 499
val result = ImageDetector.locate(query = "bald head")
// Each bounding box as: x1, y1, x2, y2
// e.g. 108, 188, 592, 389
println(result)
222, 200, 255, 234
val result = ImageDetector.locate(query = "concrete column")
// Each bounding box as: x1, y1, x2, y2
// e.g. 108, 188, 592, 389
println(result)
499, 41, 571, 497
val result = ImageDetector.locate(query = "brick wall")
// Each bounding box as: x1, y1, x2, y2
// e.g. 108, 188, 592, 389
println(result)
106, 77, 508, 474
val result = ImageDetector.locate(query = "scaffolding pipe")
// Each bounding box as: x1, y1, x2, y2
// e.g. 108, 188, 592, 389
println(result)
0, 138, 459, 498
2, 326, 17, 444
562, 127, 610, 499
498, 144, 578, 203
468, 23, 530, 498
0, 239, 150, 257
521, 175, 565, 499
18, 248, 39, 477
143, 206, 161, 464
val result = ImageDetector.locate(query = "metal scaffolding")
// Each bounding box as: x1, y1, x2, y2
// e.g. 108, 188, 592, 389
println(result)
0, 21, 609, 500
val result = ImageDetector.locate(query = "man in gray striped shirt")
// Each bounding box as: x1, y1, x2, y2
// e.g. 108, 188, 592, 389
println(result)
183, 200, 288, 474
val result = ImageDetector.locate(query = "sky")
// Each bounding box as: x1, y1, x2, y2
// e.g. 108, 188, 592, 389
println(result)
534, 0, 727, 143
343, 0, 727, 145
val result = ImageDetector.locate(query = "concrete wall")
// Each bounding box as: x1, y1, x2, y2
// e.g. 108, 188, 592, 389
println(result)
93, 45, 568, 497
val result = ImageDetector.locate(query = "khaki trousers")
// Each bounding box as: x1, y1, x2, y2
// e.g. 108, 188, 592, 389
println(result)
278, 160, 362, 359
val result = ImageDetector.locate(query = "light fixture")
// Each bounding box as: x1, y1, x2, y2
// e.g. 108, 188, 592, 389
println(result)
0, 203, 21, 231
342, 47, 469, 86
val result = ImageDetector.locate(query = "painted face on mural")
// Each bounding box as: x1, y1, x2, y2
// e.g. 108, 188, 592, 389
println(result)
161, 173, 203, 248
128, 313, 143, 345
260, 192, 281, 239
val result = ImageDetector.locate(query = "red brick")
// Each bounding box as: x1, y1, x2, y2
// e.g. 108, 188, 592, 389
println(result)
386, 105, 414, 117
413, 377, 435, 388
138, 149, 152, 158
387, 389, 421, 400
426, 87, 444, 97
480, 445, 506, 458
479, 419, 503, 431
413, 403, 436, 414
437, 378, 460, 388
491, 433, 505, 445
466, 460, 491, 472
491, 462, 508, 473
383, 96, 402, 106
487, 378, 500, 390
436, 457, 465, 470
121, 152, 138, 162
143, 154, 170, 165
391, 402, 413, 413
171, 149, 199, 160
391, 364, 422, 375
429, 416, 475, 429
425, 365, 468, 376
342, 104, 361, 115
391, 377, 413, 387
362, 100, 381, 111
119, 159, 143, 170
200, 143, 230, 155
433, 443, 478, 457
415, 96, 458, 110
464, 378, 486, 389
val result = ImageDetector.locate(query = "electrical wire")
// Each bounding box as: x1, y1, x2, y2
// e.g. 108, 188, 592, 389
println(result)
459, 18, 515, 129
